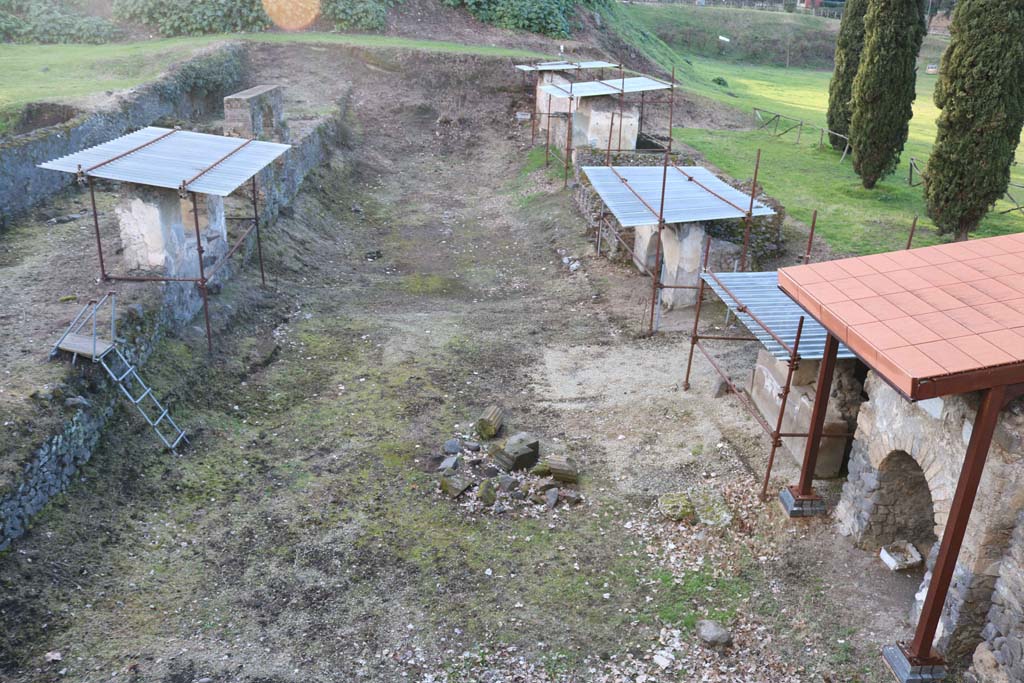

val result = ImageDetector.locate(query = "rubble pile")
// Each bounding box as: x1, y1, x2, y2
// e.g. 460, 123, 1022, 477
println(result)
432, 405, 584, 514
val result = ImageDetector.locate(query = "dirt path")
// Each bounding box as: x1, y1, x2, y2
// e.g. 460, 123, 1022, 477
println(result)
1, 45, 926, 683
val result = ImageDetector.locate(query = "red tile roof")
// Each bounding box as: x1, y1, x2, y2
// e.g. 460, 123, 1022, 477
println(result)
778, 234, 1024, 400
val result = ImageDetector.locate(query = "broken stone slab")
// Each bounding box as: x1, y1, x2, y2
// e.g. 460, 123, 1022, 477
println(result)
545, 487, 559, 509
547, 454, 579, 484
497, 474, 519, 493
657, 492, 697, 522
494, 443, 539, 472
464, 441, 481, 452
478, 478, 497, 507
505, 432, 539, 457
696, 619, 732, 648
476, 405, 504, 439
881, 541, 924, 571
438, 455, 462, 473
443, 438, 462, 455
440, 475, 472, 499
536, 478, 559, 492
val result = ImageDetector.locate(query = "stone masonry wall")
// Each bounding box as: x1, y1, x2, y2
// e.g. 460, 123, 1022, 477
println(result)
0, 44, 246, 227
971, 510, 1024, 683
836, 373, 1024, 661
0, 84, 352, 553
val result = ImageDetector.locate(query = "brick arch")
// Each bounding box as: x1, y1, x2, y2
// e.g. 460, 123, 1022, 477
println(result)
864, 431, 956, 542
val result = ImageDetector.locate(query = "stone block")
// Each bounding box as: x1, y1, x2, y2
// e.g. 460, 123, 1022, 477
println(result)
224, 84, 287, 141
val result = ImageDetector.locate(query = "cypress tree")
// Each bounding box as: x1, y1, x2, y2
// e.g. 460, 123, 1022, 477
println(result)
826, 0, 869, 151
924, 0, 1024, 240
848, 0, 927, 189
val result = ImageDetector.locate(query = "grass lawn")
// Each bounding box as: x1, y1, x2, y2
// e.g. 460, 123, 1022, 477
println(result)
603, 3, 1023, 253
0, 33, 550, 133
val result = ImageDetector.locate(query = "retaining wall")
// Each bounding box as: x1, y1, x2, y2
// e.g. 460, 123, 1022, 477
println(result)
0, 44, 246, 227
0, 84, 351, 552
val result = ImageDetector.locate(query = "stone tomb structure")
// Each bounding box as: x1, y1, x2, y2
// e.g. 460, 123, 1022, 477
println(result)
539, 75, 671, 155
224, 84, 288, 142
582, 164, 774, 314
39, 126, 290, 348
514, 60, 619, 137
775, 234, 1024, 682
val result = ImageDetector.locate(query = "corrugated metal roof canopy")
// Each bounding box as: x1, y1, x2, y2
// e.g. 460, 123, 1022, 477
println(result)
39, 127, 290, 197
516, 60, 619, 72
703, 271, 855, 361
582, 166, 775, 227
540, 76, 671, 99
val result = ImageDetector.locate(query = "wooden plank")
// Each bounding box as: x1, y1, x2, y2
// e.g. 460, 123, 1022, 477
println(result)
57, 333, 113, 358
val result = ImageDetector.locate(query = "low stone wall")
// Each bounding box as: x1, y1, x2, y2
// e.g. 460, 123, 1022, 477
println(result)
0, 91, 352, 552
972, 511, 1024, 683
748, 351, 862, 478
836, 373, 1024, 661
0, 44, 246, 227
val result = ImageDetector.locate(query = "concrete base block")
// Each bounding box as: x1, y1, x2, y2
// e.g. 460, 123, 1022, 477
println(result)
882, 645, 947, 682
779, 485, 827, 518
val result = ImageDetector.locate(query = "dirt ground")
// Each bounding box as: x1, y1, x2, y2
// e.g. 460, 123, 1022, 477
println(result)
0, 43, 941, 682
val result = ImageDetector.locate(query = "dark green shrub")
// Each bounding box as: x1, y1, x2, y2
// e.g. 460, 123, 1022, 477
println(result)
783, 0, 797, 12
442, 0, 580, 38
826, 0, 867, 150
321, 0, 396, 31
925, 0, 1024, 239
0, 0, 119, 43
712, 76, 728, 87
848, 0, 926, 188
112, 0, 271, 36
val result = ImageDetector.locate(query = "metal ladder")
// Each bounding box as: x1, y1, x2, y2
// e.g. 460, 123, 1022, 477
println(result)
51, 293, 188, 451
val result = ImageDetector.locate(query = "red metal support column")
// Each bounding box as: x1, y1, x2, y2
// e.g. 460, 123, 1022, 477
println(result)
904, 383, 1008, 664
781, 330, 838, 516
191, 192, 214, 354
88, 176, 108, 281
762, 316, 804, 500
803, 210, 818, 264
906, 215, 919, 250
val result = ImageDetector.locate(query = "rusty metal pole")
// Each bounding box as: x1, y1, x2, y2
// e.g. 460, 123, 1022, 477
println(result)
545, 93, 552, 167
786, 332, 839, 510
563, 98, 573, 189
905, 383, 1008, 664
803, 210, 818, 264
741, 149, 762, 272
639, 91, 645, 138
682, 238, 713, 390
251, 175, 266, 286
606, 112, 616, 165
531, 72, 539, 146
191, 192, 213, 354
906, 215, 919, 250
88, 176, 108, 281
762, 316, 804, 500
648, 73, 676, 336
